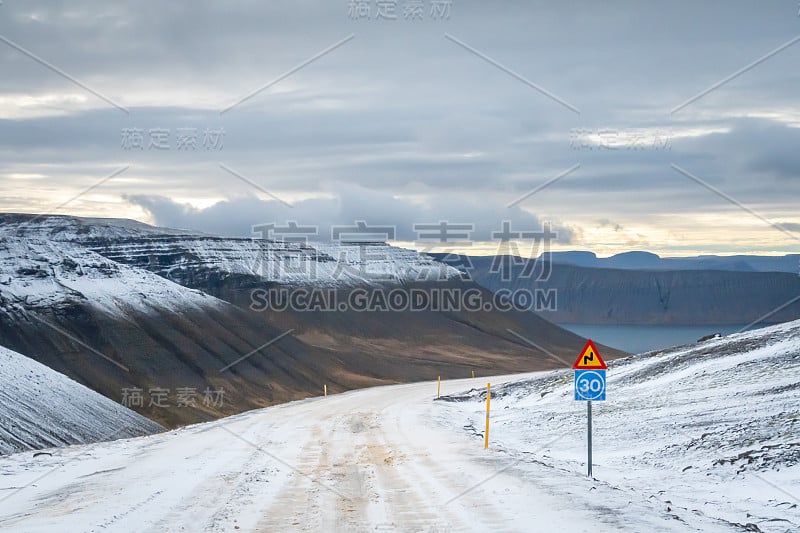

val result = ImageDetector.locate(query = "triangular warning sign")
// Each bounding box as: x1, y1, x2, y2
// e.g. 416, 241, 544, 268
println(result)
572, 339, 607, 369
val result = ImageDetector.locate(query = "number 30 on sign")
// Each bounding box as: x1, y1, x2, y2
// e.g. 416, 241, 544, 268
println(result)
573, 339, 607, 401
574, 370, 606, 401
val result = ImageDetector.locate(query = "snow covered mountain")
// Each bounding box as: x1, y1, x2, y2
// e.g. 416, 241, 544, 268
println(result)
1, 213, 460, 286
0, 213, 203, 240
0, 237, 221, 315
0, 345, 162, 455
0, 214, 601, 429
0, 234, 356, 428
440, 319, 800, 532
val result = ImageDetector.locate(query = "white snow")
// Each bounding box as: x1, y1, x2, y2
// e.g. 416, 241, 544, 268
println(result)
91, 237, 461, 287
440, 320, 800, 532
0, 345, 162, 455
0, 375, 607, 532
0, 213, 203, 241
0, 323, 797, 531
0, 214, 462, 286
0, 238, 225, 317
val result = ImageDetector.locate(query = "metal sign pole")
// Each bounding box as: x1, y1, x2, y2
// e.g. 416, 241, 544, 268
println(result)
587, 400, 593, 477
573, 339, 605, 478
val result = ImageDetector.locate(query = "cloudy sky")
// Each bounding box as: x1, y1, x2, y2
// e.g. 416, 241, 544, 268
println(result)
1, 0, 799, 256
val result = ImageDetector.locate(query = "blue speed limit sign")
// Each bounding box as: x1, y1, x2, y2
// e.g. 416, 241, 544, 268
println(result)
574, 370, 606, 401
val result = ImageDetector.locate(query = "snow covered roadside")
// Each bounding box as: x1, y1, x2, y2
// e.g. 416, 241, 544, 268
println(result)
0, 373, 689, 533
0, 345, 163, 455
0, 321, 797, 532
438, 321, 800, 532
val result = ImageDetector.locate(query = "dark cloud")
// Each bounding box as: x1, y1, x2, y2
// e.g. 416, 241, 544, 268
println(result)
1, 1, 799, 252
125, 190, 577, 244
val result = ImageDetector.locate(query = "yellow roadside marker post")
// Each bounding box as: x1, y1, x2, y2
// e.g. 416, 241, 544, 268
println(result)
472, 370, 475, 378
324, 384, 327, 397
437, 375, 441, 399
484, 383, 491, 449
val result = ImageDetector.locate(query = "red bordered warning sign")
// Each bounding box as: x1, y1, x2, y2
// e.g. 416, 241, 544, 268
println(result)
572, 339, 607, 370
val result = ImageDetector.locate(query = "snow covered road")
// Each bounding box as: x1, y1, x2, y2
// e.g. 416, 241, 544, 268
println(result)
0, 373, 668, 533
2, 324, 798, 533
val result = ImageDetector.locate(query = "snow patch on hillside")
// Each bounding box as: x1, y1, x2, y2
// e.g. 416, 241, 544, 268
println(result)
0, 238, 223, 317
0, 214, 462, 286
90, 236, 460, 287
0, 213, 201, 241
0, 345, 162, 455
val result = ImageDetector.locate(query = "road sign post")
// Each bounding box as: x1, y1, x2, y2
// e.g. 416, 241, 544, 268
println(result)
572, 339, 607, 478
587, 400, 592, 477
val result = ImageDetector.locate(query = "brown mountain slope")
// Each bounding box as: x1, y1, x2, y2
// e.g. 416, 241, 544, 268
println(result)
0, 217, 621, 428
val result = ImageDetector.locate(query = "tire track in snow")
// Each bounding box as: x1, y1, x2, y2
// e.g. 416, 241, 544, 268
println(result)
255, 424, 332, 531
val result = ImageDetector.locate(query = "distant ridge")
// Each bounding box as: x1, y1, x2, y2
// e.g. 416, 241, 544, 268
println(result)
434, 254, 800, 326
544, 250, 798, 273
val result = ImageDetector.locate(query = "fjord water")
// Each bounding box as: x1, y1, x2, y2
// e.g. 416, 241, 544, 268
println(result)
559, 323, 768, 354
